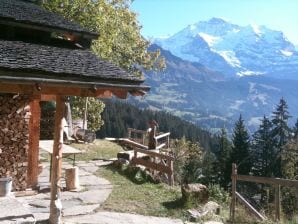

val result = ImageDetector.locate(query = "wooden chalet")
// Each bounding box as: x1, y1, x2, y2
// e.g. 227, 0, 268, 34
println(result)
0, 0, 149, 222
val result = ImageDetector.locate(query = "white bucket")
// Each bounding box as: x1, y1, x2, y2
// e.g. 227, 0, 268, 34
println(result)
0, 177, 12, 197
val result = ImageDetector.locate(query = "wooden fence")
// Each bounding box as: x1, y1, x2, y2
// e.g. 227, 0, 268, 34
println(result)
230, 163, 298, 223
127, 127, 170, 150
131, 147, 174, 186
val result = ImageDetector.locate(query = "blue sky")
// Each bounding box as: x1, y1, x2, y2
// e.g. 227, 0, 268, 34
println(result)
131, 0, 298, 44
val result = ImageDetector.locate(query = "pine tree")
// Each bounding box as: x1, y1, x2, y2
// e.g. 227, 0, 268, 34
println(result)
229, 115, 251, 175
281, 140, 298, 217
271, 98, 291, 177
293, 118, 298, 139
218, 128, 232, 187
251, 116, 276, 177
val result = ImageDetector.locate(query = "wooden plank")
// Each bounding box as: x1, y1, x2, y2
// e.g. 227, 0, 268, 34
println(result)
41, 94, 56, 101
231, 163, 237, 222
131, 158, 172, 174
236, 191, 266, 221
27, 96, 41, 189
275, 185, 281, 221
134, 147, 174, 161
155, 132, 170, 140
156, 143, 166, 150
237, 174, 298, 187
122, 139, 148, 150
127, 128, 147, 134
0, 83, 131, 98
49, 95, 65, 224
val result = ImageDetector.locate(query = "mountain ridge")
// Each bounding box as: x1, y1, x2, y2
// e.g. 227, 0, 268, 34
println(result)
154, 17, 298, 80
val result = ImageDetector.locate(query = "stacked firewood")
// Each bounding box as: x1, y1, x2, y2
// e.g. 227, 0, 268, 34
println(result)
40, 101, 55, 140
0, 94, 30, 190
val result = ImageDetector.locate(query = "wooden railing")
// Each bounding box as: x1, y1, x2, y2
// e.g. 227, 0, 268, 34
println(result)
127, 128, 147, 145
230, 163, 298, 223
131, 147, 174, 186
127, 128, 170, 150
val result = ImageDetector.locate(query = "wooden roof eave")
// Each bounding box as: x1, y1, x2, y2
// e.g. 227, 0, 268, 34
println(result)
0, 16, 99, 40
0, 76, 149, 99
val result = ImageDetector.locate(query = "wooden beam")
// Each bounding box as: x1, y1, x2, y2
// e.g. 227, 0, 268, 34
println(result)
49, 95, 65, 224
236, 174, 298, 187
275, 185, 281, 221
236, 191, 266, 221
41, 94, 56, 101
27, 95, 41, 189
131, 158, 172, 174
230, 163, 237, 222
134, 147, 174, 161
0, 83, 135, 99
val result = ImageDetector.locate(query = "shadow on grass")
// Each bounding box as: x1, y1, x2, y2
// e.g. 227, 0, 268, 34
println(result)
162, 197, 185, 210
100, 163, 157, 185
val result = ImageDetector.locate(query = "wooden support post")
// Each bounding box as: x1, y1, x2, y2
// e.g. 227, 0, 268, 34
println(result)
142, 133, 146, 145
230, 163, 237, 223
275, 184, 281, 222
169, 159, 174, 186
27, 96, 41, 189
128, 128, 131, 139
49, 95, 65, 224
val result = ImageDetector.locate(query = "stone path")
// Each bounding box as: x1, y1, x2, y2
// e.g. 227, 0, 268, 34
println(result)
17, 160, 113, 222
14, 159, 185, 224
64, 211, 183, 224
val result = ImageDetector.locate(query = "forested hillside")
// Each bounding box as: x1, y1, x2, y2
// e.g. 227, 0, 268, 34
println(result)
97, 99, 219, 152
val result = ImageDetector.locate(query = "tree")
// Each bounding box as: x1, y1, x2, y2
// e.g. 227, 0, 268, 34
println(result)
71, 97, 105, 131
229, 115, 251, 175
217, 128, 232, 187
251, 116, 276, 177
293, 118, 298, 139
271, 98, 291, 177
42, 0, 164, 77
42, 0, 165, 130
281, 140, 298, 217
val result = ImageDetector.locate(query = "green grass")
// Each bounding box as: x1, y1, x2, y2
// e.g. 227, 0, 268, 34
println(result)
96, 165, 188, 220
71, 139, 123, 161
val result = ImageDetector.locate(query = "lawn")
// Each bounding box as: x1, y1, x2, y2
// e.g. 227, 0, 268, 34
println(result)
71, 139, 123, 161
96, 164, 187, 220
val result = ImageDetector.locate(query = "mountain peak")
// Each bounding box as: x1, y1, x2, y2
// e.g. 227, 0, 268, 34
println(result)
207, 17, 229, 24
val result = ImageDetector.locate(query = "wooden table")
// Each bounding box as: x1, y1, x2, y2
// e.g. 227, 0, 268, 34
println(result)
39, 140, 82, 181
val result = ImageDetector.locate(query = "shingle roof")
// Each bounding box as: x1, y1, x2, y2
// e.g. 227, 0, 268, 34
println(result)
0, 0, 98, 37
0, 40, 144, 84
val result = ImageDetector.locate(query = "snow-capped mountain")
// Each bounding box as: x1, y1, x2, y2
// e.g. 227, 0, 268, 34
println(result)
155, 18, 298, 80
134, 44, 298, 133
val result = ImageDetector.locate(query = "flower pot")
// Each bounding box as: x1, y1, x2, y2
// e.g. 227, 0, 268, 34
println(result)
0, 177, 12, 197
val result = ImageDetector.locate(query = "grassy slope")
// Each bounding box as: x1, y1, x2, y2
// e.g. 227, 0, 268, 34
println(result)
97, 165, 186, 219
70, 140, 297, 223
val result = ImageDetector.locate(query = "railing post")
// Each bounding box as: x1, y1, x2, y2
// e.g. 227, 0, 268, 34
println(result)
275, 184, 281, 222
142, 133, 146, 145
128, 128, 131, 139
169, 159, 174, 186
230, 163, 237, 223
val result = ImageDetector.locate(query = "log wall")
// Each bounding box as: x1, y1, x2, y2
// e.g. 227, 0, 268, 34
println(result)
0, 94, 30, 190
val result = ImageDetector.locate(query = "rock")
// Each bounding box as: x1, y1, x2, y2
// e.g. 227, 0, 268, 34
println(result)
203, 221, 223, 224
182, 183, 209, 206
203, 201, 220, 215
186, 201, 221, 222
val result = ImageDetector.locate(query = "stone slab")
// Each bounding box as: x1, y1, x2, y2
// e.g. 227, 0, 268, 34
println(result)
78, 189, 112, 205
63, 204, 99, 217
64, 211, 183, 224
0, 196, 36, 223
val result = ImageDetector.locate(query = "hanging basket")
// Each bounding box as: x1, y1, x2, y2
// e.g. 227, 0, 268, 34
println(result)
0, 177, 12, 197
